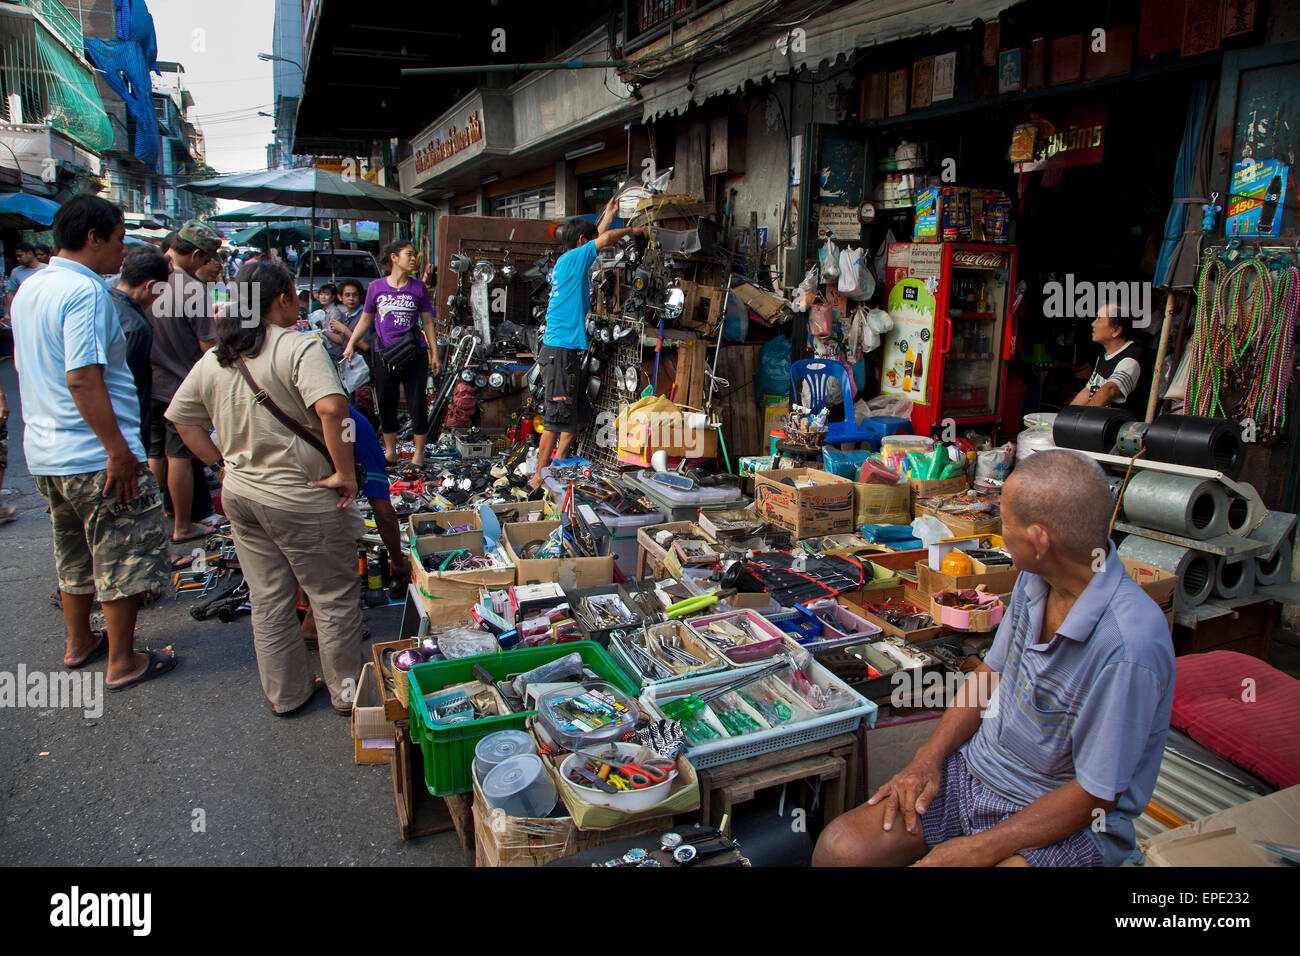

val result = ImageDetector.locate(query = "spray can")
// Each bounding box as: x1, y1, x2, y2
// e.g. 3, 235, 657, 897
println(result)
367, 558, 382, 591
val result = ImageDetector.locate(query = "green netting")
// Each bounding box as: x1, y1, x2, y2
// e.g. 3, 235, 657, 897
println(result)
0, 18, 113, 152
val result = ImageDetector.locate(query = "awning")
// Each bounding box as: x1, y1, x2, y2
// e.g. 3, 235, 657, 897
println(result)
0, 190, 59, 228
635, 0, 1012, 123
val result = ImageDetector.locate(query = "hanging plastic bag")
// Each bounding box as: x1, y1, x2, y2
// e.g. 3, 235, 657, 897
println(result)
338, 353, 370, 392
792, 265, 819, 312
819, 239, 841, 281
838, 247, 863, 297
866, 307, 894, 334
809, 294, 834, 338
756, 334, 793, 398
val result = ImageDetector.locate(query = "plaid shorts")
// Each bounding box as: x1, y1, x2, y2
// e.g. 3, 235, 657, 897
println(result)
921, 750, 1104, 867
34, 468, 170, 602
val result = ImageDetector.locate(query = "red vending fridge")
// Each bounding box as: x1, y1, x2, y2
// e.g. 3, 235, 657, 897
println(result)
880, 242, 1018, 436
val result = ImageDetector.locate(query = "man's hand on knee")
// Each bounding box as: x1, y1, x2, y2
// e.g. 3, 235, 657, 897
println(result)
869, 753, 943, 835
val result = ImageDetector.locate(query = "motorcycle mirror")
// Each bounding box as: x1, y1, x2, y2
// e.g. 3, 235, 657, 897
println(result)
472, 260, 496, 284
488, 371, 506, 390
660, 286, 686, 319
449, 254, 473, 273
474, 373, 488, 388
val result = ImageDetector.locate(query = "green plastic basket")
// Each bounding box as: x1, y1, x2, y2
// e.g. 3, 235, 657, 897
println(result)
406, 641, 637, 796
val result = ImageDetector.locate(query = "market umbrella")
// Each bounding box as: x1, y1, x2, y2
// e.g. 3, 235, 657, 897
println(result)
183, 168, 431, 216
209, 201, 399, 223
231, 222, 329, 246
185, 169, 429, 288
0, 191, 60, 229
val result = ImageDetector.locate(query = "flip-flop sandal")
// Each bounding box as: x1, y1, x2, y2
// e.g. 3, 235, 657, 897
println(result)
0, 507, 17, 525
271, 678, 324, 716
171, 530, 209, 545
106, 649, 178, 692
66, 630, 109, 669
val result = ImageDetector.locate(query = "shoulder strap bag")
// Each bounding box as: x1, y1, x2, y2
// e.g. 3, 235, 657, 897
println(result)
376, 326, 422, 375
233, 355, 368, 490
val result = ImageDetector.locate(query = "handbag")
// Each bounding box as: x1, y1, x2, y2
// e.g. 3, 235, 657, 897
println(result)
338, 352, 371, 392
233, 356, 368, 491
376, 328, 422, 374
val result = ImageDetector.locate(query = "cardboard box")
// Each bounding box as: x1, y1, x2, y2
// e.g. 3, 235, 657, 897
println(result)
502, 520, 615, 588
854, 479, 911, 526
471, 763, 671, 867
928, 588, 1004, 632
1141, 786, 1300, 867
731, 281, 791, 323
753, 468, 855, 538
1122, 558, 1177, 633
407, 510, 483, 552
410, 536, 515, 625
370, 639, 413, 722
844, 593, 944, 644
914, 493, 1001, 537
917, 560, 1019, 599
351, 662, 394, 765
909, 475, 970, 498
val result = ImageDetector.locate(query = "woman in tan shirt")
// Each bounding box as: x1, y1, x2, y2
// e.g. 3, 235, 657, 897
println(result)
166, 261, 365, 716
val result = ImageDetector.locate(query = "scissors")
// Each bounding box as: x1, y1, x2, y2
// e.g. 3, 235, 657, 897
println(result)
575, 750, 674, 789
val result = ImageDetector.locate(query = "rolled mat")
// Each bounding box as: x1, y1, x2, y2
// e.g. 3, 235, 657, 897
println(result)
1118, 535, 1215, 608
1052, 405, 1134, 454
1143, 415, 1244, 479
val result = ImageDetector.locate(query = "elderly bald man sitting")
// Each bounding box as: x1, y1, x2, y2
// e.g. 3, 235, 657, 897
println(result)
814, 450, 1174, 867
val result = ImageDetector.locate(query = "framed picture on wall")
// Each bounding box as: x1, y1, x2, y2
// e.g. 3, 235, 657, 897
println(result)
1052, 34, 1083, 84
862, 70, 887, 121
887, 68, 908, 117
998, 48, 1022, 93
912, 56, 934, 109
932, 52, 956, 101
1222, 0, 1258, 37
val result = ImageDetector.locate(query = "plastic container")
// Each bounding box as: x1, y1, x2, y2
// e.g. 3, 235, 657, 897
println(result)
640, 655, 876, 769
473, 730, 536, 780
406, 641, 637, 796
607, 620, 732, 688
800, 600, 883, 651
558, 742, 678, 812
690, 609, 786, 663
628, 470, 745, 505
536, 681, 640, 752
482, 753, 558, 817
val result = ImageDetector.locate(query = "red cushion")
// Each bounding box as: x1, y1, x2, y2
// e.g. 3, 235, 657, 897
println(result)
1171, 651, 1300, 789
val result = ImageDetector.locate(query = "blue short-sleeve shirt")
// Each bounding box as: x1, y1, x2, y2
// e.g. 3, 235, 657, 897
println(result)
961, 543, 1175, 865
12, 256, 146, 475
542, 241, 599, 351
349, 407, 390, 500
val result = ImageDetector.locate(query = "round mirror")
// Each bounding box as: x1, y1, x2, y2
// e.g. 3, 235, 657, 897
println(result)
661, 287, 686, 319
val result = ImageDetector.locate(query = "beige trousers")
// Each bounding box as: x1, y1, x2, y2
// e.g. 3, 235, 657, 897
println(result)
223, 490, 365, 712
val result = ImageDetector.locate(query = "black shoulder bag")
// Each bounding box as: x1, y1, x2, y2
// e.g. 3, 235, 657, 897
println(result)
376, 327, 422, 374
233, 356, 368, 490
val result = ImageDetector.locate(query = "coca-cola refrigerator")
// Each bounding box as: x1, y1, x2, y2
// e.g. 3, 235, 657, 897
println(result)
879, 242, 1018, 436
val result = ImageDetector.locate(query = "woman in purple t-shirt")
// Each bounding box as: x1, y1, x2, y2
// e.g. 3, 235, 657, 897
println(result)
343, 240, 439, 466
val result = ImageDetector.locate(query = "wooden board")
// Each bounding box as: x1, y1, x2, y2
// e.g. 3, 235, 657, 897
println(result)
715, 343, 763, 460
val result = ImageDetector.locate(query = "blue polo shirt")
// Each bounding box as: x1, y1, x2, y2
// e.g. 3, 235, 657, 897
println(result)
961, 543, 1174, 866
542, 241, 599, 351
11, 256, 147, 475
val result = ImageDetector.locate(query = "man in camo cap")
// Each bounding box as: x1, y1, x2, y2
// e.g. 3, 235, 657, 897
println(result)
148, 219, 222, 545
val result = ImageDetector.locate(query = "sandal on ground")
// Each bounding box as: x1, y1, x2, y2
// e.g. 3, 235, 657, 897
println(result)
106, 649, 179, 692
171, 529, 208, 545
0, 505, 17, 524
270, 678, 324, 717
66, 630, 109, 669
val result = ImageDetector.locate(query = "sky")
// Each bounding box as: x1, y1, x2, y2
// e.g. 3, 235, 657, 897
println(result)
147, 0, 278, 209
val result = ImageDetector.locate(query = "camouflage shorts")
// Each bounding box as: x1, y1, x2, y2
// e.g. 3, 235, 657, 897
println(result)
34, 468, 170, 602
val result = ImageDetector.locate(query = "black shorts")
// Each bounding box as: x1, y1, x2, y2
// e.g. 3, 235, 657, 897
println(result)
148, 399, 193, 460
539, 344, 591, 434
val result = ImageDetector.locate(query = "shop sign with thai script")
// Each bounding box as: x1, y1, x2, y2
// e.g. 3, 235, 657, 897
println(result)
412, 106, 485, 182
1013, 104, 1106, 173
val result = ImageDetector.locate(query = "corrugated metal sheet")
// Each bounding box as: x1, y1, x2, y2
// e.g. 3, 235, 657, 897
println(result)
1136, 750, 1263, 846
637, 0, 1012, 122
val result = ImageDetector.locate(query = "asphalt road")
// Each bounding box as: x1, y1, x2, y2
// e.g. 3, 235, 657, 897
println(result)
0, 358, 468, 866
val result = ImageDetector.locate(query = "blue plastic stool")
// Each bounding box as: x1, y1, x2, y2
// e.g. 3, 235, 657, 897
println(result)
790, 359, 876, 447
861, 416, 912, 444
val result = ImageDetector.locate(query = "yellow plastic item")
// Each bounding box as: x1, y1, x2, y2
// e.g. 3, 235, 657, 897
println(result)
941, 550, 974, 576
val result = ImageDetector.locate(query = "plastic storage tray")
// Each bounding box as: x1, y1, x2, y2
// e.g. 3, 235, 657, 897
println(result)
797, 600, 884, 652
639, 650, 877, 769
689, 608, 786, 663
607, 620, 732, 688
627, 470, 745, 505
406, 641, 636, 796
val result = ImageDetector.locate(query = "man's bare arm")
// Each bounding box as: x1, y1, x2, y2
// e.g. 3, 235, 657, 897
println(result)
1085, 381, 1121, 407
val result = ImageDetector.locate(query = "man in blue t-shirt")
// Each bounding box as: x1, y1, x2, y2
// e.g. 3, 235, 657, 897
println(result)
528, 197, 643, 490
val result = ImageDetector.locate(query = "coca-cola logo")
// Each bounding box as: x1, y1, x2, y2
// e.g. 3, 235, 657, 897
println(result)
952, 252, 1006, 269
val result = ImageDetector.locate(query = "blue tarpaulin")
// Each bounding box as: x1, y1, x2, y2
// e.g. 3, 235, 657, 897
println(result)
85, 0, 160, 168
0, 192, 61, 227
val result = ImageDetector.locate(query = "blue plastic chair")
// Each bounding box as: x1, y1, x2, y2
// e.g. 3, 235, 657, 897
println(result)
790, 359, 876, 447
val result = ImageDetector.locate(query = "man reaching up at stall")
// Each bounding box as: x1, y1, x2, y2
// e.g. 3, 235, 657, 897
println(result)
528, 198, 643, 490
813, 450, 1174, 867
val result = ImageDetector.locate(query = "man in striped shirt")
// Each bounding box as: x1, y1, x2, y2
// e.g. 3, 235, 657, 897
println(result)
813, 450, 1174, 866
